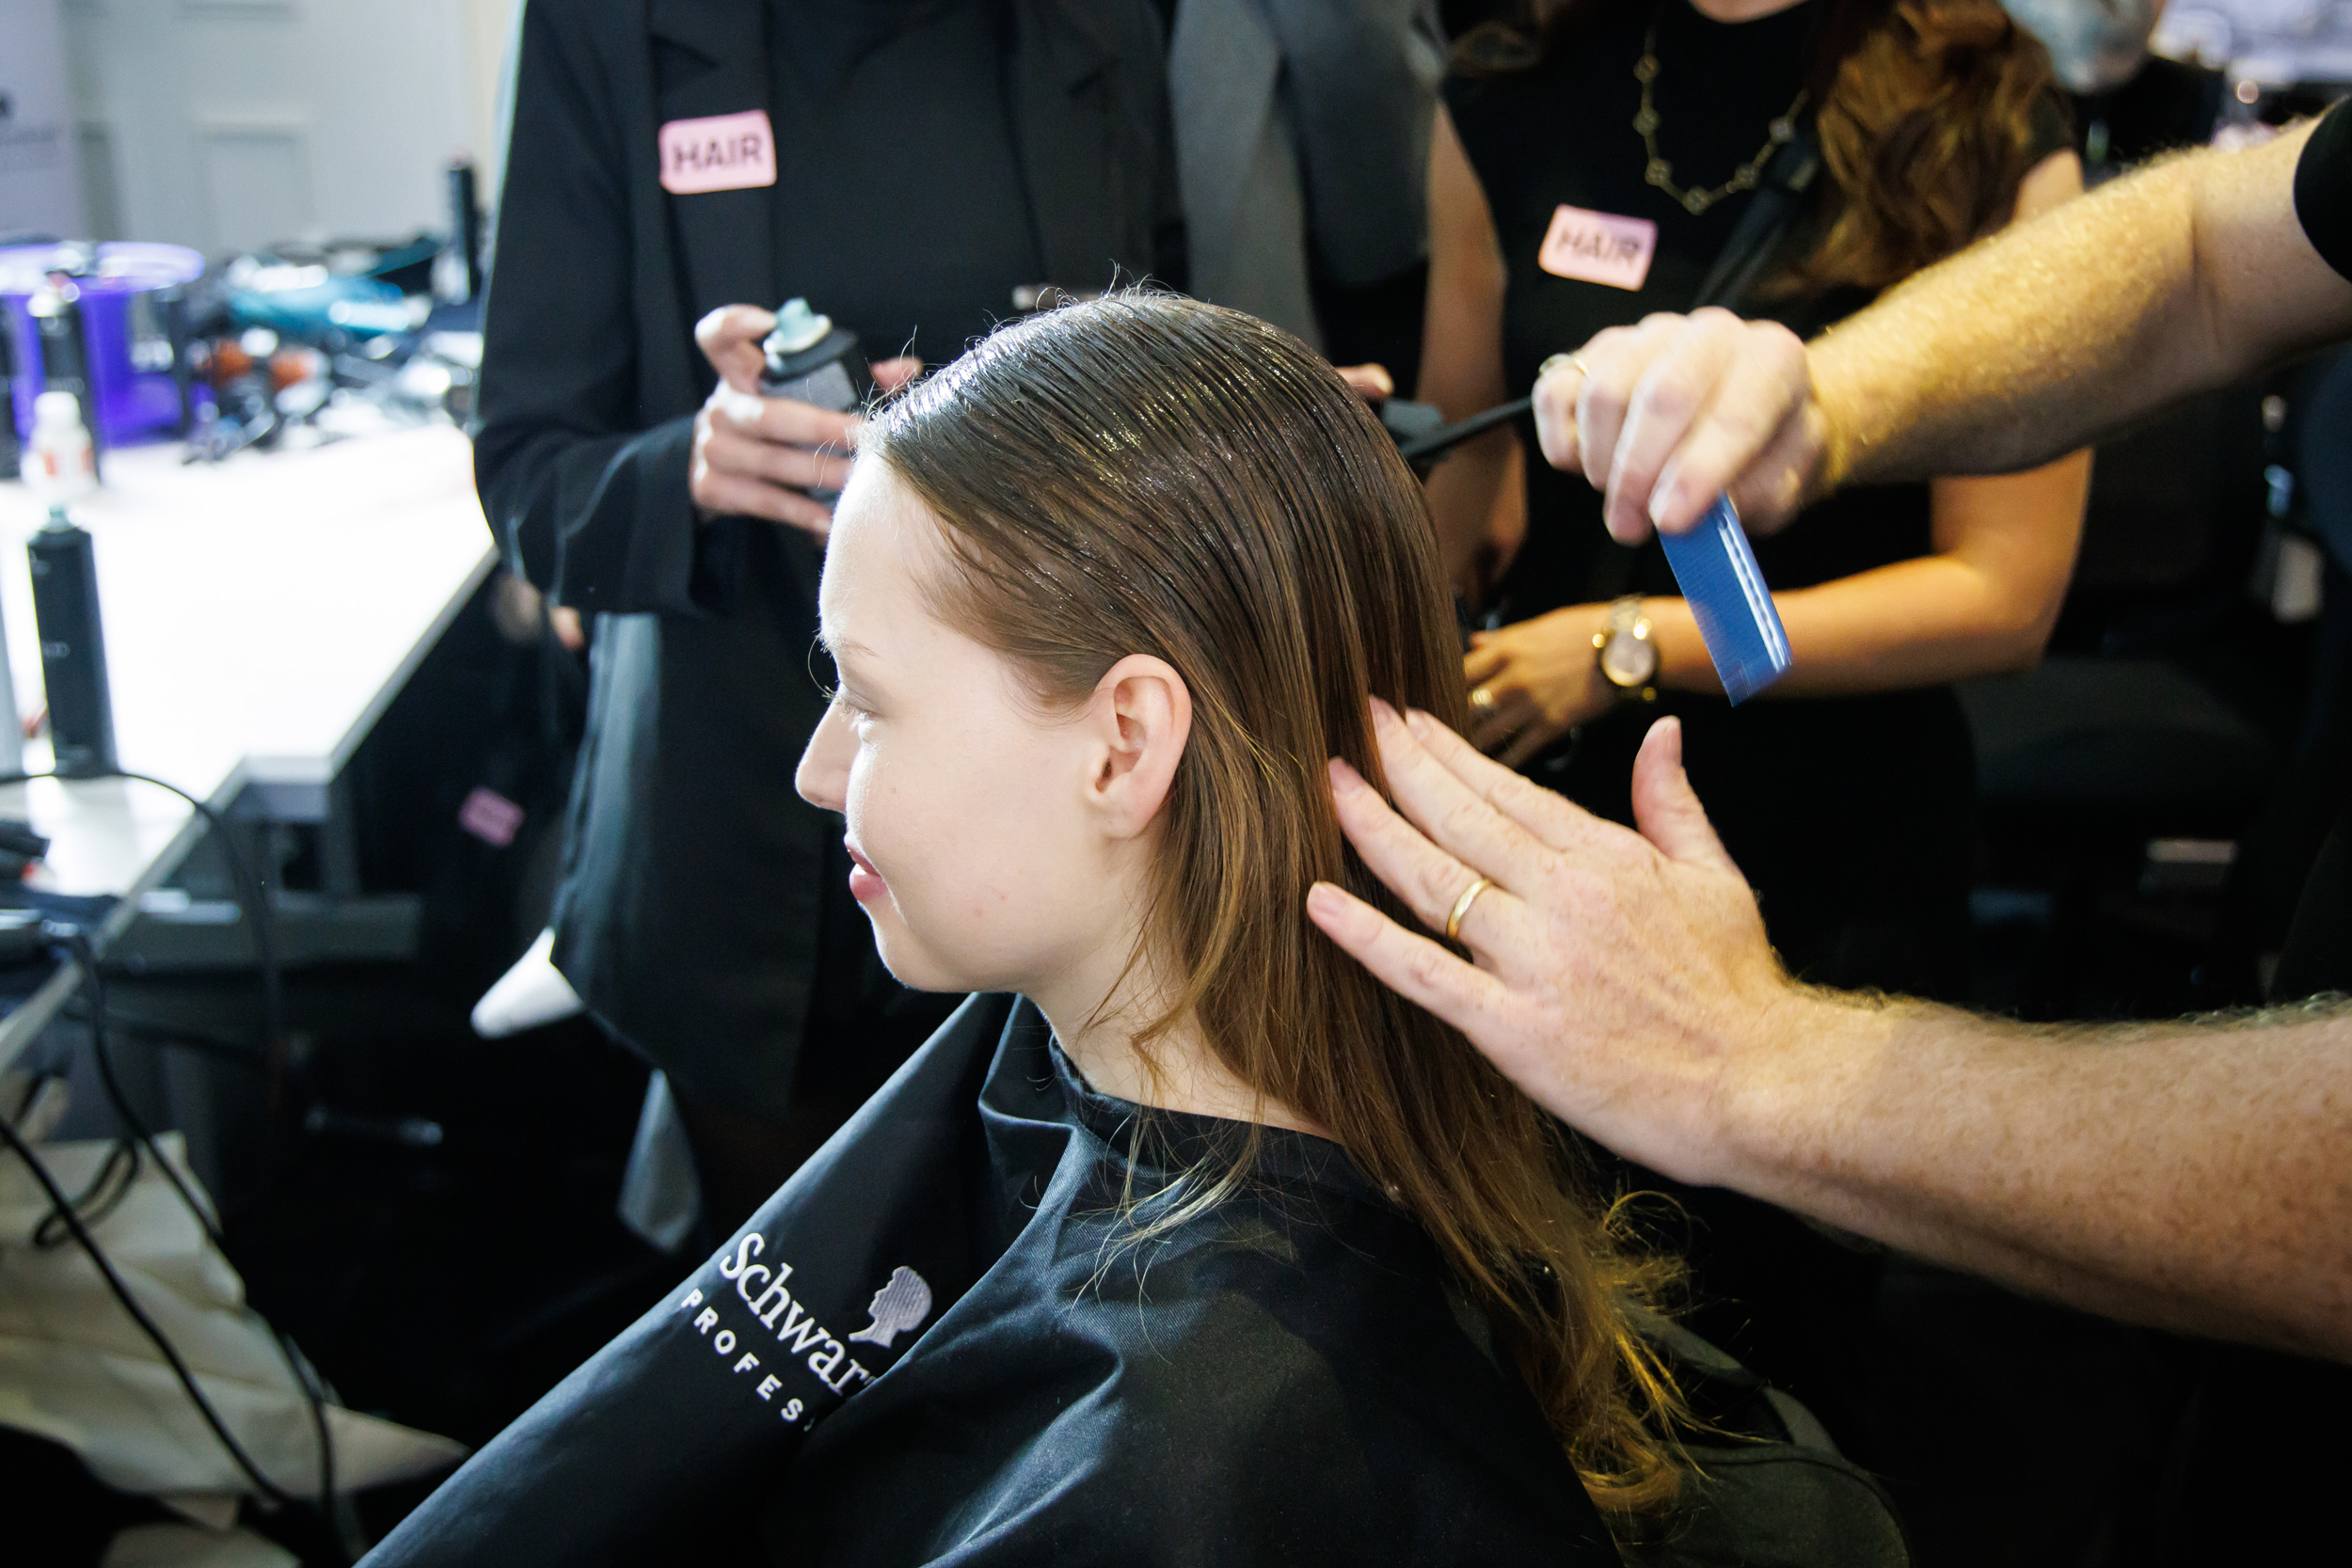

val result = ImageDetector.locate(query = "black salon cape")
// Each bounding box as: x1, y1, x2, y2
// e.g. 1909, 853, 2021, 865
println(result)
362, 995, 1618, 1566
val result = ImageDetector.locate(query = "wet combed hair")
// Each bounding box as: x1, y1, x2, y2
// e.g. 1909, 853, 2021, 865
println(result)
1458, 0, 2065, 293
864, 293, 1690, 1515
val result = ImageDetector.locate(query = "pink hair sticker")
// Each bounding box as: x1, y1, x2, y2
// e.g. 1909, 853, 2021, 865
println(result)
659, 110, 777, 195
1537, 204, 1658, 292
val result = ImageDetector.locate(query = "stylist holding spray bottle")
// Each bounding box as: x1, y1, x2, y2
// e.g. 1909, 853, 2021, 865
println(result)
475, 0, 1183, 1232
1414, 0, 2089, 1514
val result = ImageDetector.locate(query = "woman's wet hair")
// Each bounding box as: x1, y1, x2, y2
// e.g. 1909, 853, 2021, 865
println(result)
863, 292, 1689, 1515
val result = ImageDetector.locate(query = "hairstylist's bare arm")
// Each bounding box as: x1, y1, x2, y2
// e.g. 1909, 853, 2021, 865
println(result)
1546, 117, 2352, 542
1306, 706, 2352, 1360
690, 305, 918, 539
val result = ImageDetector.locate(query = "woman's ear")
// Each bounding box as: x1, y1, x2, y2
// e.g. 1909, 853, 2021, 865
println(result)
1085, 654, 1192, 840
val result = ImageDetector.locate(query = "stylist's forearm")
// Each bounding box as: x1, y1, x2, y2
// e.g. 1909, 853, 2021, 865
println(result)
1724, 992, 2352, 1360
1817, 121, 2336, 489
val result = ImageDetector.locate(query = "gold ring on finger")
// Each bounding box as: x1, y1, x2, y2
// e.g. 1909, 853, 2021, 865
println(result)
1537, 353, 1591, 385
1469, 687, 1497, 714
1445, 875, 1495, 942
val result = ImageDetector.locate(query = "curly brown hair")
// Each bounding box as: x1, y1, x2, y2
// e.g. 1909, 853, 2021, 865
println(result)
1458, 0, 2066, 293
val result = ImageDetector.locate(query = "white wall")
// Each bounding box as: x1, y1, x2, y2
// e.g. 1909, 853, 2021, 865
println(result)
60, 0, 518, 256
0, 0, 89, 236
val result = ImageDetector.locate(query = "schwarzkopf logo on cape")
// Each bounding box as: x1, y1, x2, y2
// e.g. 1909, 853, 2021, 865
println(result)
679, 1236, 933, 1426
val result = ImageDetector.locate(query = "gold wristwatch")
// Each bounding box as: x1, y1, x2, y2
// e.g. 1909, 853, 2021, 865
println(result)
1593, 595, 1659, 703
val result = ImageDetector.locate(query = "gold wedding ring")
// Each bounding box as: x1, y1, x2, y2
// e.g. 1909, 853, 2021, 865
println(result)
1445, 875, 1495, 942
1469, 687, 1497, 714
1538, 353, 1591, 384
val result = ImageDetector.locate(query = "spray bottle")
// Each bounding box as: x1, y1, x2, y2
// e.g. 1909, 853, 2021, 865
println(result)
24, 392, 114, 777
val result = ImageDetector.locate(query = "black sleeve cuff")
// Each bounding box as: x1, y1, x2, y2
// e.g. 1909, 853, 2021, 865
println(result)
551, 414, 747, 618
2296, 98, 2352, 283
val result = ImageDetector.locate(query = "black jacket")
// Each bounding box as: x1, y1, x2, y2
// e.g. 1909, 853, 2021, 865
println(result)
360, 995, 1625, 1566
474, 0, 1184, 1101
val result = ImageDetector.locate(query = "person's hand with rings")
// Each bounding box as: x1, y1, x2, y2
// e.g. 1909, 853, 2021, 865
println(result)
690, 304, 923, 541
1464, 603, 1619, 768
1304, 700, 1800, 1188
1531, 308, 1829, 546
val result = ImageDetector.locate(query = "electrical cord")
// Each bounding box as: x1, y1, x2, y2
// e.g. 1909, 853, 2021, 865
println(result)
0, 765, 342, 1556
0, 1110, 300, 1509
30, 1133, 139, 1248
58, 933, 342, 1552
0, 767, 287, 1090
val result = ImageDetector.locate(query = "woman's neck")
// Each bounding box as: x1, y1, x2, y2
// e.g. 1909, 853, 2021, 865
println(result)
1036, 972, 1325, 1137
1686, 0, 1811, 22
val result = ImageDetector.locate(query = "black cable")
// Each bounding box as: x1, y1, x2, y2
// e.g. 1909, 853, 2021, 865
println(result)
0, 765, 333, 1550
0, 1110, 299, 1508
0, 767, 286, 1085
53, 926, 341, 1552
31, 1132, 140, 1248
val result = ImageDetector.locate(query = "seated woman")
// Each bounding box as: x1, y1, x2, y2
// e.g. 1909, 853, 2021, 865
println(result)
365, 296, 1700, 1566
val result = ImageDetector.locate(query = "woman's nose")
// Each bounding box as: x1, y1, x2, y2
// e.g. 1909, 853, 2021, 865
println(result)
795, 702, 854, 810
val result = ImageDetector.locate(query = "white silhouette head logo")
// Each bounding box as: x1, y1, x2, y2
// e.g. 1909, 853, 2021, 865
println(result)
845, 1265, 932, 1349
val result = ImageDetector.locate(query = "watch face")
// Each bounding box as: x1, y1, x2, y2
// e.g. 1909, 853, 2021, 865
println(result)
1600, 631, 1659, 689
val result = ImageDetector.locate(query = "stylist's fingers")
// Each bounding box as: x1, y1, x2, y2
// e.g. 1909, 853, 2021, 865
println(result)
695, 304, 779, 394
1368, 702, 1601, 888
1529, 355, 1586, 474
742, 392, 858, 452
870, 356, 923, 395
1544, 318, 1672, 491
1628, 717, 1739, 873
1328, 756, 1527, 949
702, 423, 853, 493
1305, 879, 1515, 1026
1599, 309, 1754, 542
1638, 317, 1816, 538
1719, 399, 1825, 539
690, 468, 834, 537
1392, 705, 1615, 857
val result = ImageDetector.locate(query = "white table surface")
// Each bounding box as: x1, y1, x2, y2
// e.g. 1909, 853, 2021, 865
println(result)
0, 423, 496, 898
0, 423, 496, 1069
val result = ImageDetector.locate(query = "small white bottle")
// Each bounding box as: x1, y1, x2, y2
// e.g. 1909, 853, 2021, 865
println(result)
26, 390, 97, 505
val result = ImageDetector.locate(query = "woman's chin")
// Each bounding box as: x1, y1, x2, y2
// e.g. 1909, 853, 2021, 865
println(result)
862, 916, 970, 996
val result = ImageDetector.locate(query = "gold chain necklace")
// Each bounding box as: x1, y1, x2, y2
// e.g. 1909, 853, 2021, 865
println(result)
1632, 14, 1806, 216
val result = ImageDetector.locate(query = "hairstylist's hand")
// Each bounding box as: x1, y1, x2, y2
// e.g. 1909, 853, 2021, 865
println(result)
1304, 704, 1804, 1189
690, 304, 921, 540
1533, 308, 1828, 545
1463, 605, 1614, 768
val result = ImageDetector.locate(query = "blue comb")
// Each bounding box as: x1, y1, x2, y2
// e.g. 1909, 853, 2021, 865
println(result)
1657, 495, 1792, 705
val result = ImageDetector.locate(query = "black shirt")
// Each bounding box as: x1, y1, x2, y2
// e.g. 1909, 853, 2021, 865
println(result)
2297, 97, 2352, 280
1441, 0, 2058, 1002
769, 0, 1044, 361
360, 996, 1623, 1567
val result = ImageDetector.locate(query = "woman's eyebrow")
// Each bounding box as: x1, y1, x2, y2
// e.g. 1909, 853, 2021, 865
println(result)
817, 625, 878, 661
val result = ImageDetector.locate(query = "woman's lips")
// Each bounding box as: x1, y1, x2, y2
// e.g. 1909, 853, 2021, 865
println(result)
846, 843, 887, 904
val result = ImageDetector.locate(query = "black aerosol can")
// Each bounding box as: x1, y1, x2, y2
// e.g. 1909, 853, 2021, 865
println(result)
759, 297, 873, 411
759, 298, 872, 504
29, 505, 118, 778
